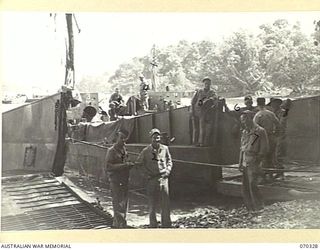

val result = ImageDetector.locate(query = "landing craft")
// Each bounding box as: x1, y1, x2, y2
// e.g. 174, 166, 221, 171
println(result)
2, 14, 320, 231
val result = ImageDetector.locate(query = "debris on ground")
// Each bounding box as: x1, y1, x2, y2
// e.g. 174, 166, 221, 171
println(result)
171, 200, 320, 229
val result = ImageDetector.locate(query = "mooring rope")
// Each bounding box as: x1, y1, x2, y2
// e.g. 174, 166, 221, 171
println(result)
66, 138, 320, 173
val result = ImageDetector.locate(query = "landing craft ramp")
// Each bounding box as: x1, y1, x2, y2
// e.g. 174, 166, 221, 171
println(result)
1, 174, 113, 231
1, 93, 113, 231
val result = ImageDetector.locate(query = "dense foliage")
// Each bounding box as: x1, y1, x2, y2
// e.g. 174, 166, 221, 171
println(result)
77, 19, 320, 97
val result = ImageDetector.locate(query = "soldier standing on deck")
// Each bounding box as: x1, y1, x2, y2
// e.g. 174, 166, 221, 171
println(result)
139, 74, 150, 111
253, 97, 281, 181
191, 77, 217, 147
239, 111, 269, 212
105, 129, 135, 228
135, 128, 173, 228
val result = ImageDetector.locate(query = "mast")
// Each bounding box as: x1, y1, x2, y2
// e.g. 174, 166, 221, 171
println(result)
150, 44, 158, 91
65, 13, 75, 89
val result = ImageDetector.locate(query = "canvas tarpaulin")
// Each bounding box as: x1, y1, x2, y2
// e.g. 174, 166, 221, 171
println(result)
71, 117, 135, 143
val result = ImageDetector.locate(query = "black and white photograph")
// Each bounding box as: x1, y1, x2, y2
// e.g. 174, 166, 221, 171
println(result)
1, 11, 320, 232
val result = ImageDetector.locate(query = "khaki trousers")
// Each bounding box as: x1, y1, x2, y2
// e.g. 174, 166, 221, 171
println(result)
110, 179, 129, 228
147, 177, 171, 228
242, 158, 264, 211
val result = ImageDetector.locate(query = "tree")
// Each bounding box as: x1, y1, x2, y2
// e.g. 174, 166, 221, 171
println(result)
217, 30, 265, 95
258, 19, 320, 93
76, 72, 110, 93
108, 58, 145, 95
100, 18, 320, 97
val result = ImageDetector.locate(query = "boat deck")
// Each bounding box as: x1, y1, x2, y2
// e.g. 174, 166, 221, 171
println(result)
1, 173, 113, 231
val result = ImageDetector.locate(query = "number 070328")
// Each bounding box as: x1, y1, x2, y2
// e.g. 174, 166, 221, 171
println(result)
299, 244, 318, 248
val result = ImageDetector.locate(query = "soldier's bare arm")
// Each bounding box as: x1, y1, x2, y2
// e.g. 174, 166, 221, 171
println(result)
258, 128, 269, 158
165, 147, 173, 173
272, 112, 281, 133
238, 150, 244, 172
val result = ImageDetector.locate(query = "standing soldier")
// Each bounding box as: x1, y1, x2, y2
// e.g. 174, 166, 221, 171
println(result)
139, 74, 150, 111
268, 98, 292, 179
240, 95, 256, 112
105, 129, 135, 228
253, 97, 281, 180
191, 77, 217, 146
135, 128, 173, 228
227, 95, 257, 138
239, 111, 268, 211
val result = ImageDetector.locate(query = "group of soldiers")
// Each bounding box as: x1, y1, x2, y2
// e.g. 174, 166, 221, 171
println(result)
239, 96, 291, 211
105, 128, 173, 228
190, 77, 291, 212
107, 75, 150, 121
104, 76, 292, 226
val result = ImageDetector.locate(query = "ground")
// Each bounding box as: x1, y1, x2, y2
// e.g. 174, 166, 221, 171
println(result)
64, 167, 320, 229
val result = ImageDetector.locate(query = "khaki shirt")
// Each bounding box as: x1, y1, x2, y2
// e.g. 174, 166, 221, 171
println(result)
109, 93, 123, 103
136, 144, 173, 178
191, 89, 216, 116
241, 125, 269, 165
253, 109, 280, 135
140, 82, 149, 98
273, 108, 288, 134
105, 145, 129, 183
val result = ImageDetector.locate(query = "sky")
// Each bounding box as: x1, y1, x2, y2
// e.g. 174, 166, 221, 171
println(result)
1, 11, 319, 95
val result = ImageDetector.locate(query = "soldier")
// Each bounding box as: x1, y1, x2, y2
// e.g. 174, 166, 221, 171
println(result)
135, 128, 173, 228
109, 88, 123, 104
105, 129, 135, 228
139, 74, 150, 111
109, 88, 125, 121
239, 110, 268, 212
269, 98, 292, 179
241, 95, 256, 112
191, 77, 217, 146
227, 95, 257, 138
108, 102, 118, 121
253, 97, 281, 180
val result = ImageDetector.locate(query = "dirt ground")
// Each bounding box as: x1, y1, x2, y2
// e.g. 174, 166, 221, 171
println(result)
64, 167, 320, 229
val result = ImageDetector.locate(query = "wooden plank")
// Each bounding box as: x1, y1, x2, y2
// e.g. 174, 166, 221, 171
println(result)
3, 181, 62, 191
3, 179, 59, 188
20, 197, 79, 208
15, 193, 74, 204
11, 190, 70, 200
1, 173, 53, 183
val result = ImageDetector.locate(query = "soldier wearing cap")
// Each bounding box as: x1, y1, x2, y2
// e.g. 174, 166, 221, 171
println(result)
109, 88, 124, 121
268, 98, 292, 179
135, 128, 173, 228
239, 110, 268, 211
242, 95, 256, 112
139, 74, 150, 111
109, 88, 124, 105
105, 129, 135, 228
253, 97, 281, 180
191, 77, 217, 146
